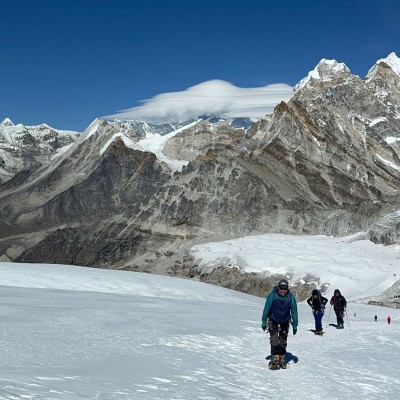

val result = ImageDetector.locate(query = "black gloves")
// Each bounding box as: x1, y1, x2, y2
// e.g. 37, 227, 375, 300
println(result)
261, 321, 267, 331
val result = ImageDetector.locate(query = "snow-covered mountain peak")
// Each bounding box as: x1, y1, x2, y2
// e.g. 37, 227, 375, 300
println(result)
366, 52, 400, 82
81, 118, 104, 140
377, 52, 400, 76
0, 120, 79, 184
1, 117, 14, 126
294, 59, 351, 92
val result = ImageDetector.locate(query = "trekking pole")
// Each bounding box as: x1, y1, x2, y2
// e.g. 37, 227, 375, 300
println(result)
345, 308, 351, 330
326, 304, 332, 328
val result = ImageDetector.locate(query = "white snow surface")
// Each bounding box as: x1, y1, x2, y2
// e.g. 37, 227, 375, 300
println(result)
375, 155, 400, 172
134, 120, 199, 171
0, 238, 400, 399
96, 120, 198, 171
385, 136, 400, 145
369, 117, 387, 127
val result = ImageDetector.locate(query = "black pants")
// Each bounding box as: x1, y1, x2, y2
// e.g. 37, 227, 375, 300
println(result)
335, 308, 344, 325
268, 319, 289, 355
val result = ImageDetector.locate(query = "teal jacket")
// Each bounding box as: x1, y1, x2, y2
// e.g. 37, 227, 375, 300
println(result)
262, 287, 298, 327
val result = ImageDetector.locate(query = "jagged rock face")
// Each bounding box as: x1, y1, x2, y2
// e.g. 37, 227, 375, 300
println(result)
365, 53, 400, 116
0, 119, 78, 184
14, 222, 180, 268
369, 210, 400, 245
0, 121, 171, 236
2, 54, 400, 271
248, 58, 400, 211
101, 119, 189, 139
162, 120, 245, 161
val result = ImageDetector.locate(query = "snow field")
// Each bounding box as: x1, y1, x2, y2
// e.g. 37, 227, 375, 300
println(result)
0, 266, 399, 399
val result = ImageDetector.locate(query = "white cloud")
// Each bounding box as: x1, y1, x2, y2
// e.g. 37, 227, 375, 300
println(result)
104, 79, 293, 122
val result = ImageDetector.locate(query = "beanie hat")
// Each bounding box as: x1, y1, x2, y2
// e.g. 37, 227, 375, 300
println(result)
278, 279, 289, 289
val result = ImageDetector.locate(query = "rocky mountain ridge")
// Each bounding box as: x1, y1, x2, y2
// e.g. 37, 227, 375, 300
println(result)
0, 118, 79, 185
1, 53, 400, 299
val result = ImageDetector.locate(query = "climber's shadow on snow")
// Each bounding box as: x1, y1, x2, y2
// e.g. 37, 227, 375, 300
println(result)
265, 352, 298, 364
284, 352, 299, 363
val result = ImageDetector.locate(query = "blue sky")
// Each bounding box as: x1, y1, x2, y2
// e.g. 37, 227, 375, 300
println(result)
1, 0, 399, 131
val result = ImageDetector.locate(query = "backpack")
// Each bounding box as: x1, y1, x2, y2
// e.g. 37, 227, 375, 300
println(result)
310, 290, 326, 311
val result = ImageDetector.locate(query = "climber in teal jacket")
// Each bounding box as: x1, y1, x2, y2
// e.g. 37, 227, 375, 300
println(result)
261, 279, 298, 365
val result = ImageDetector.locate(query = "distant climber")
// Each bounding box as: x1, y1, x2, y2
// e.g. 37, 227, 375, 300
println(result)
330, 289, 347, 329
306, 289, 328, 335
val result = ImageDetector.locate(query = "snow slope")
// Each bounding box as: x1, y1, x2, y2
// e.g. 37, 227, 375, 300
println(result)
0, 261, 399, 400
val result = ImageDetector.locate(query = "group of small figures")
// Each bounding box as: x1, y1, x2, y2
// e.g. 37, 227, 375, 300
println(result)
374, 314, 392, 324
261, 281, 394, 370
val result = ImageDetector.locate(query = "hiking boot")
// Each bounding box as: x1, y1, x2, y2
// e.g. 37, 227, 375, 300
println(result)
268, 355, 281, 370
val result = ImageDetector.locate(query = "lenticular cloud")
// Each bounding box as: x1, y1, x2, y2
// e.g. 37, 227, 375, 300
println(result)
105, 80, 293, 122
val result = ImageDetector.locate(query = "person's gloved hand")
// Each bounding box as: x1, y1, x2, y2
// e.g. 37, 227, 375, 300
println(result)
261, 321, 267, 331
293, 326, 297, 335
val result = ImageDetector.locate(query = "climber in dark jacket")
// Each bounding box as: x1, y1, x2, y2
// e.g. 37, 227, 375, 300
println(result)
307, 289, 328, 334
330, 289, 347, 329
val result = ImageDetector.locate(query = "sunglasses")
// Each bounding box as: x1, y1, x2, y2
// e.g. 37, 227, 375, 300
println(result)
278, 287, 288, 291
